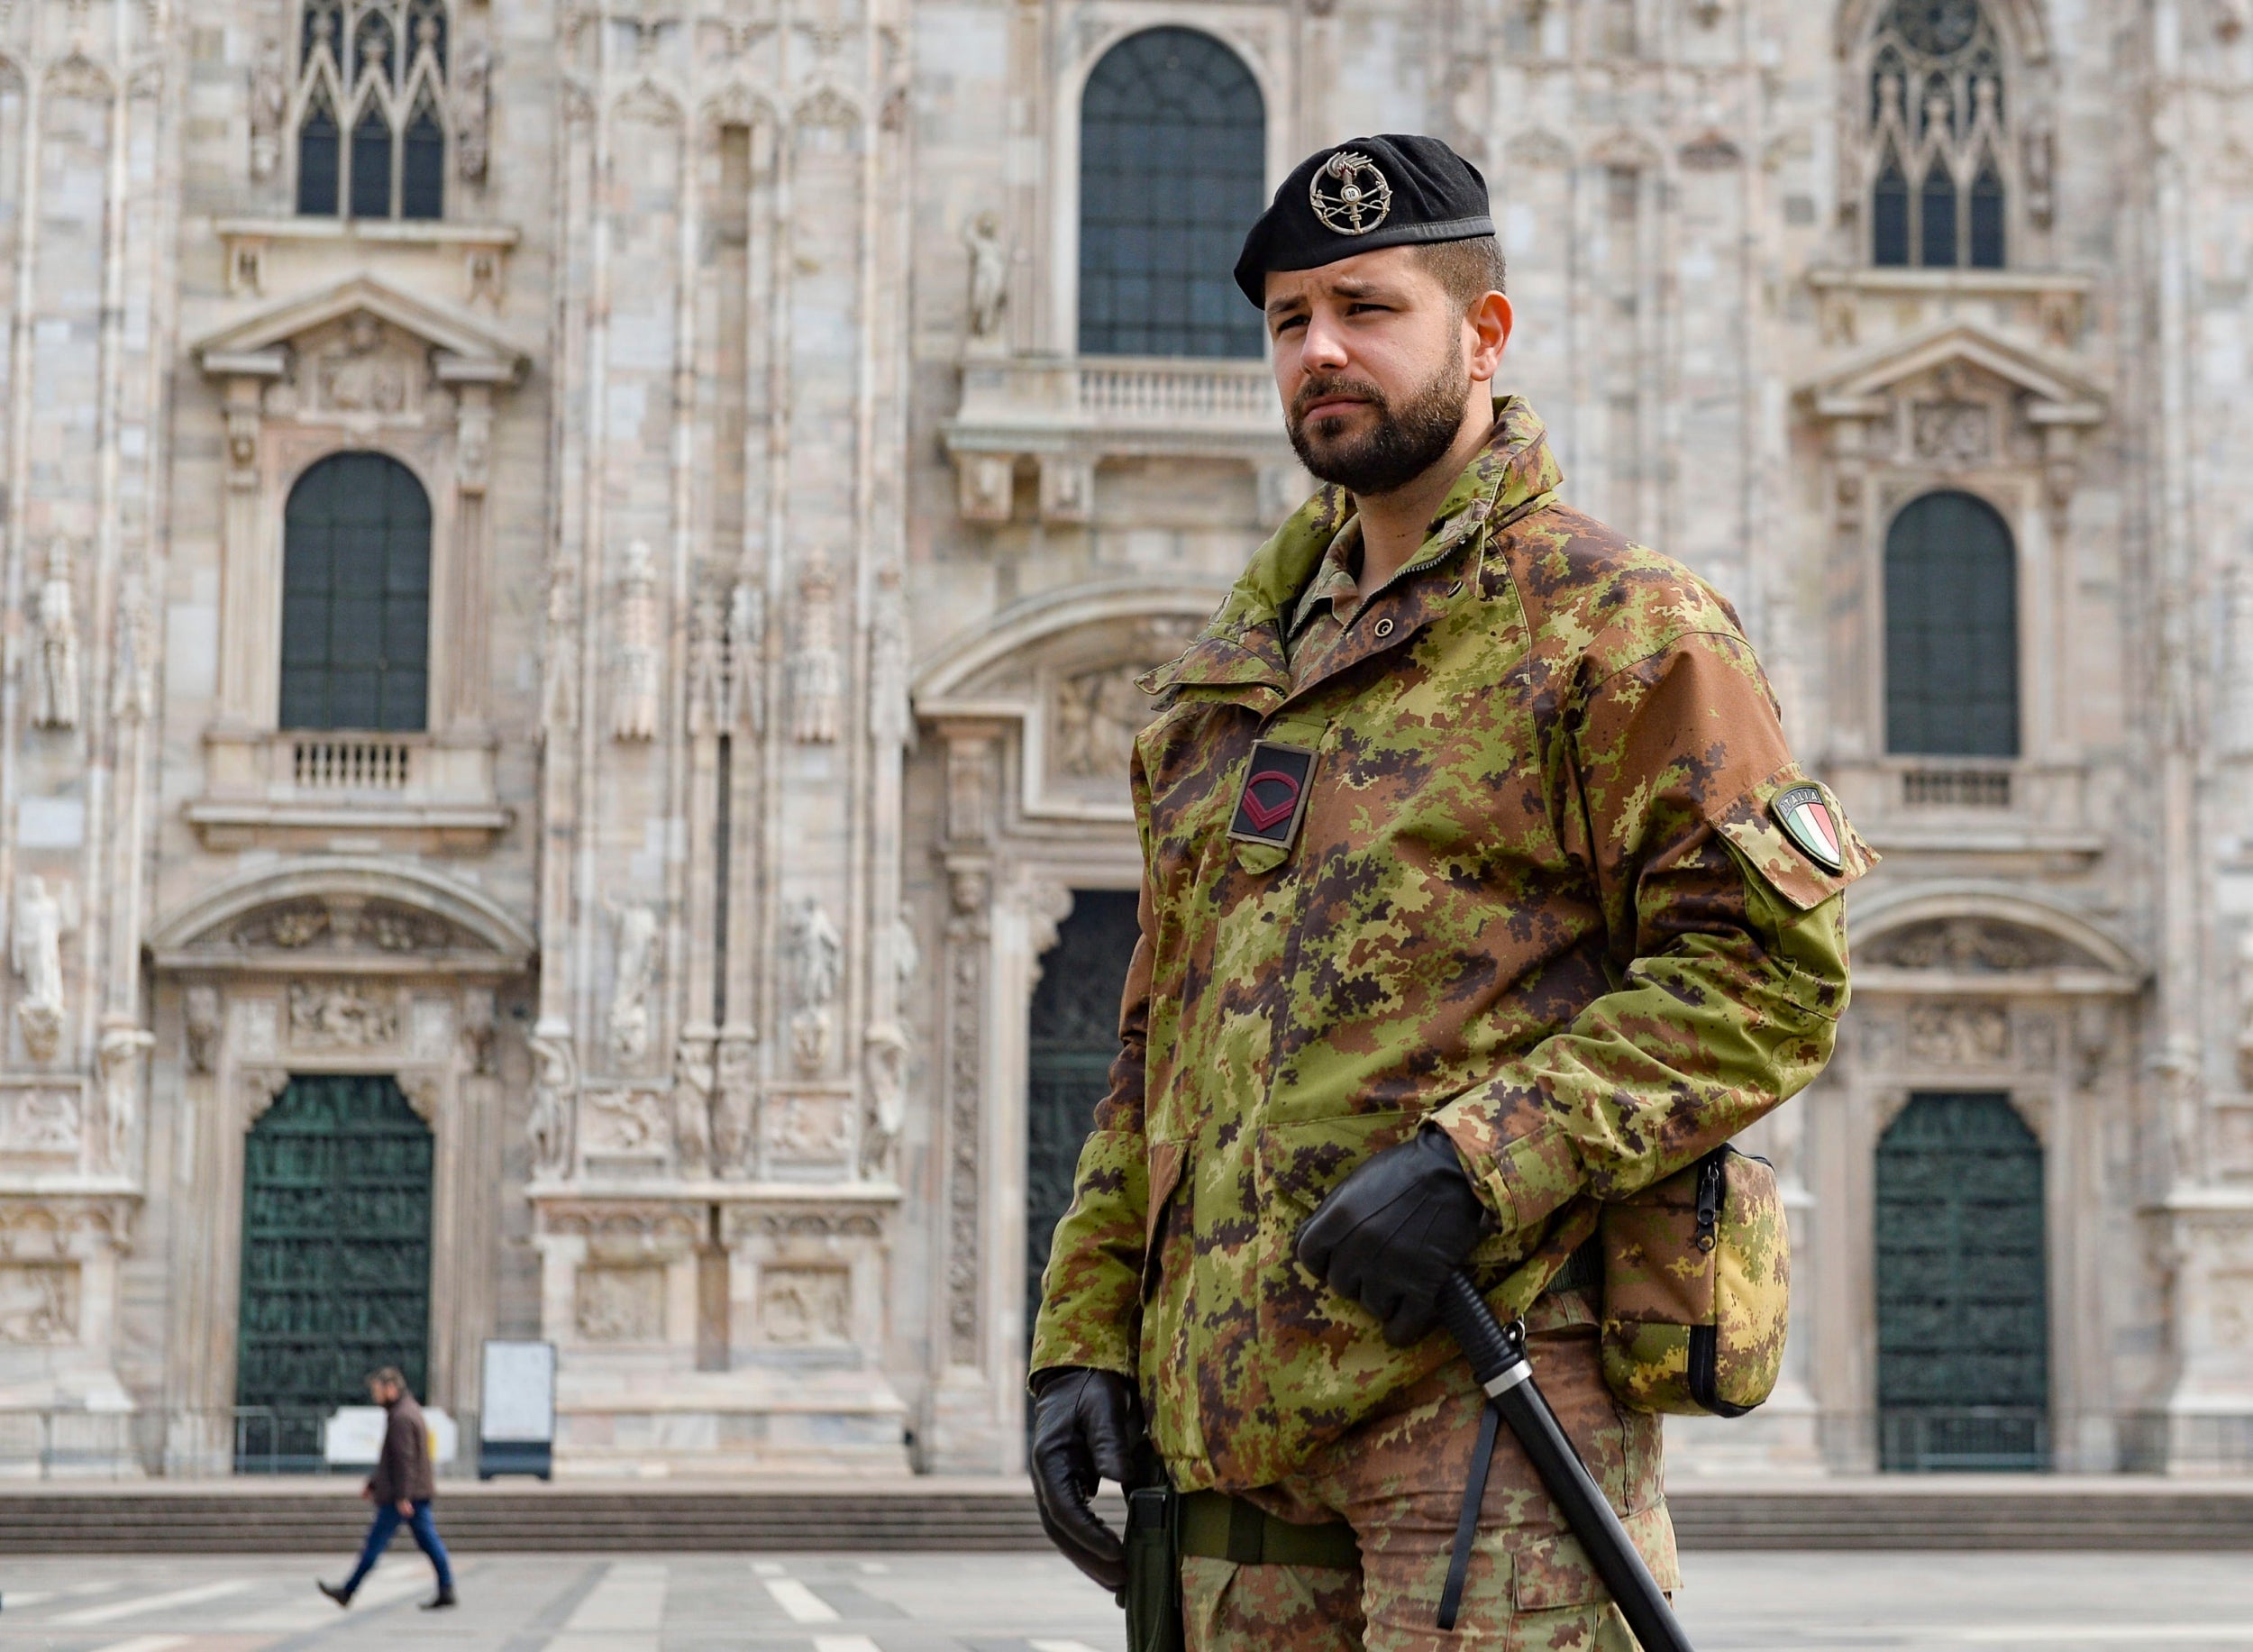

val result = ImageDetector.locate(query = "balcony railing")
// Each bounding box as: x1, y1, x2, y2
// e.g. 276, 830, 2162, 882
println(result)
1075, 361, 1275, 424
291, 737, 415, 793
1901, 766, 2012, 809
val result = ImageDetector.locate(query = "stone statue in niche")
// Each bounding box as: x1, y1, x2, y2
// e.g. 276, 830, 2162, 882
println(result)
544, 571, 579, 732
111, 570, 155, 723
862, 1023, 908, 1182
713, 1036, 756, 1177
671, 1036, 714, 1179
248, 32, 288, 181
184, 985, 221, 1075
785, 899, 843, 1075
727, 580, 765, 735
31, 540, 80, 733
13, 877, 76, 1063
789, 558, 842, 744
613, 541, 661, 742
527, 1023, 578, 1178
963, 213, 1009, 341
607, 902, 660, 1063
94, 1023, 153, 1174
452, 37, 492, 184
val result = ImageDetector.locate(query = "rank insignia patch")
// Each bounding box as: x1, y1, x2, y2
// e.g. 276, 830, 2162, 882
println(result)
1772, 782, 1846, 874
1228, 742, 1318, 850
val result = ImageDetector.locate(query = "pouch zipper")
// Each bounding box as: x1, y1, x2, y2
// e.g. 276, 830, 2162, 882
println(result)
1693, 1148, 1725, 1254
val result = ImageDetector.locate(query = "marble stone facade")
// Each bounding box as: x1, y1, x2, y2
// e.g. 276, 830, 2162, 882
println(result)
0, 0, 2241, 1479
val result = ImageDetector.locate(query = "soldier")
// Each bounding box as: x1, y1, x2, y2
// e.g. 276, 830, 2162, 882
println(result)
1027, 133, 1873, 1649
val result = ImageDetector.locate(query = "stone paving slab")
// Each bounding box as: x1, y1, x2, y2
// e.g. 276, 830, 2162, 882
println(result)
0, 1551, 2249, 1651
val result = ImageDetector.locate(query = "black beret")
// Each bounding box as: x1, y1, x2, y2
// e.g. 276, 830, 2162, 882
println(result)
1234, 134, 1494, 306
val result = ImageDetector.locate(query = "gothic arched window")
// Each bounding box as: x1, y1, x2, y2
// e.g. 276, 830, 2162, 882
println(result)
281, 452, 432, 732
295, 0, 449, 221
1867, 0, 2008, 269
1884, 489, 2018, 757
1079, 28, 1265, 360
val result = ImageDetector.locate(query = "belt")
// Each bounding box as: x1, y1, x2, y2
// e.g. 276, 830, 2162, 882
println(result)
1175, 1238, 1601, 1571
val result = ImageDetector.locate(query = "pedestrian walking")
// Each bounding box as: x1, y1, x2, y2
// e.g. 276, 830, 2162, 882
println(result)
1028, 133, 1871, 1648
319, 1366, 458, 1611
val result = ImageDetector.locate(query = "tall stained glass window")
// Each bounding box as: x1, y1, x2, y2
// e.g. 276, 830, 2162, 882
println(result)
1867, 0, 2008, 269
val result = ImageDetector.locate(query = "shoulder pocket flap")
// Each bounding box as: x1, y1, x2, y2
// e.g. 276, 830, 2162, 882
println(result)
1710, 770, 1876, 912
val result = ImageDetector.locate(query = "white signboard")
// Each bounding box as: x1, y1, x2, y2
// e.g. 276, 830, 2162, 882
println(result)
323, 1405, 460, 1465
480, 1340, 557, 1444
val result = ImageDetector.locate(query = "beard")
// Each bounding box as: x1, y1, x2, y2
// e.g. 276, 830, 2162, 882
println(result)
1286, 354, 1472, 497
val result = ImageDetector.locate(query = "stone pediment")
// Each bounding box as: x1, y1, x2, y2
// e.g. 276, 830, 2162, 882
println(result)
1802, 321, 2106, 426
149, 856, 534, 975
192, 273, 528, 388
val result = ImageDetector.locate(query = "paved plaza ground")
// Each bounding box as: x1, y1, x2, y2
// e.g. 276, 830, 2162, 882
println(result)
0, 1550, 2247, 1650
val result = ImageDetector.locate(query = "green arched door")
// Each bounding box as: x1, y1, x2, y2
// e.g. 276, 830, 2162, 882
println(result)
1875, 1091, 2048, 1471
236, 1074, 433, 1471
1026, 890, 1142, 1348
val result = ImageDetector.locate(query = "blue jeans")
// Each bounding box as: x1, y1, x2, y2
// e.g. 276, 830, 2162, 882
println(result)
343, 1498, 453, 1594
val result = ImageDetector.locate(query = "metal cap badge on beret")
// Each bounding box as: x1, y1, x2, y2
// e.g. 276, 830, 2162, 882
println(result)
1233, 134, 1494, 306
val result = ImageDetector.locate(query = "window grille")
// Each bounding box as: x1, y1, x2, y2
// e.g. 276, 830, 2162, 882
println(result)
294, 0, 448, 221
281, 452, 432, 733
1865, 0, 2007, 269
1079, 28, 1266, 360
1884, 490, 2019, 758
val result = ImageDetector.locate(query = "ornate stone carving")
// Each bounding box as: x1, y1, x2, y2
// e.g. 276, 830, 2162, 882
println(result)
963, 212, 1008, 341
576, 1264, 665, 1342
1911, 399, 1993, 467
0, 1088, 80, 1156
613, 540, 661, 742
713, 1036, 757, 1178
786, 899, 843, 1076
305, 314, 424, 416
763, 1092, 852, 1161
452, 36, 492, 183
0, 1264, 78, 1343
527, 1024, 579, 1178
13, 878, 75, 1063
672, 1036, 714, 1178
1053, 667, 1151, 780
364, 902, 452, 953
727, 1208, 884, 1244
543, 1202, 702, 1258
760, 1266, 851, 1345
1906, 1000, 2011, 1065
287, 981, 398, 1047
184, 986, 221, 1075
234, 900, 329, 950
111, 570, 155, 724
544, 570, 579, 732
790, 557, 843, 744
31, 539, 80, 733
93, 1024, 152, 1174
583, 1088, 665, 1155
946, 942, 983, 1362
241, 1066, 291, 1127
395, 1069, 443, 1123
727, 580, 765, 735
607, 902, 660, 1063
687, 587, 727, 736
1863, 918, 2078, 972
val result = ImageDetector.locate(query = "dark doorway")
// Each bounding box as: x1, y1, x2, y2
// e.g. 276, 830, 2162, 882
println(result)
236, 1073, 433, 1472
1026, 890, 1141, 1349
1875, 1091, 2048, 1471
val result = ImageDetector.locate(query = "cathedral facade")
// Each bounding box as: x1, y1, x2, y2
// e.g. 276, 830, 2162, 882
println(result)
0, 0, 2246, 1479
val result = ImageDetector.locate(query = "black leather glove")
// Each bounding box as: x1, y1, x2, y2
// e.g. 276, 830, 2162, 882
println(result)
1027, 1365, 1142, 1593
1294, 1127, 1491, 1346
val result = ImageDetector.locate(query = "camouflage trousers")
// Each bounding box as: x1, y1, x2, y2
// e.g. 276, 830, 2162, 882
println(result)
1179, 1292, 1678, 1650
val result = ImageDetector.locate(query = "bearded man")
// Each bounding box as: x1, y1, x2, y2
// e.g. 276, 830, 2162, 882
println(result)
1026, 134, 1871, 1649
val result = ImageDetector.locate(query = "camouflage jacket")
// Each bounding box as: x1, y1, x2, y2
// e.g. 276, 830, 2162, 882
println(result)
1029, 398, 1873, 1492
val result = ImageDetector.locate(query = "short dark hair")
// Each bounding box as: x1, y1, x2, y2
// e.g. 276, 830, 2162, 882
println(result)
1415, 234, 1508, 314
368, 1367, 406, 1391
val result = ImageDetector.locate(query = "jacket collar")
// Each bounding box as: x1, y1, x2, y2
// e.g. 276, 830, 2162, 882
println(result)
1139, 397, 1564, 707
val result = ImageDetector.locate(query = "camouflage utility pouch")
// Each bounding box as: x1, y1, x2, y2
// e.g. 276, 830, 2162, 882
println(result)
1599, 1145, 1789, 1417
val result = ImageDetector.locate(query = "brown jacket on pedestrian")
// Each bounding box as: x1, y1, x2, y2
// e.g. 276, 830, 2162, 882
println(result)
366, 1391, 435, 1504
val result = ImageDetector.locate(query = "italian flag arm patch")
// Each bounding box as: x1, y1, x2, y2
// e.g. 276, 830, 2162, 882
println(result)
1772, 782, 1846, 874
